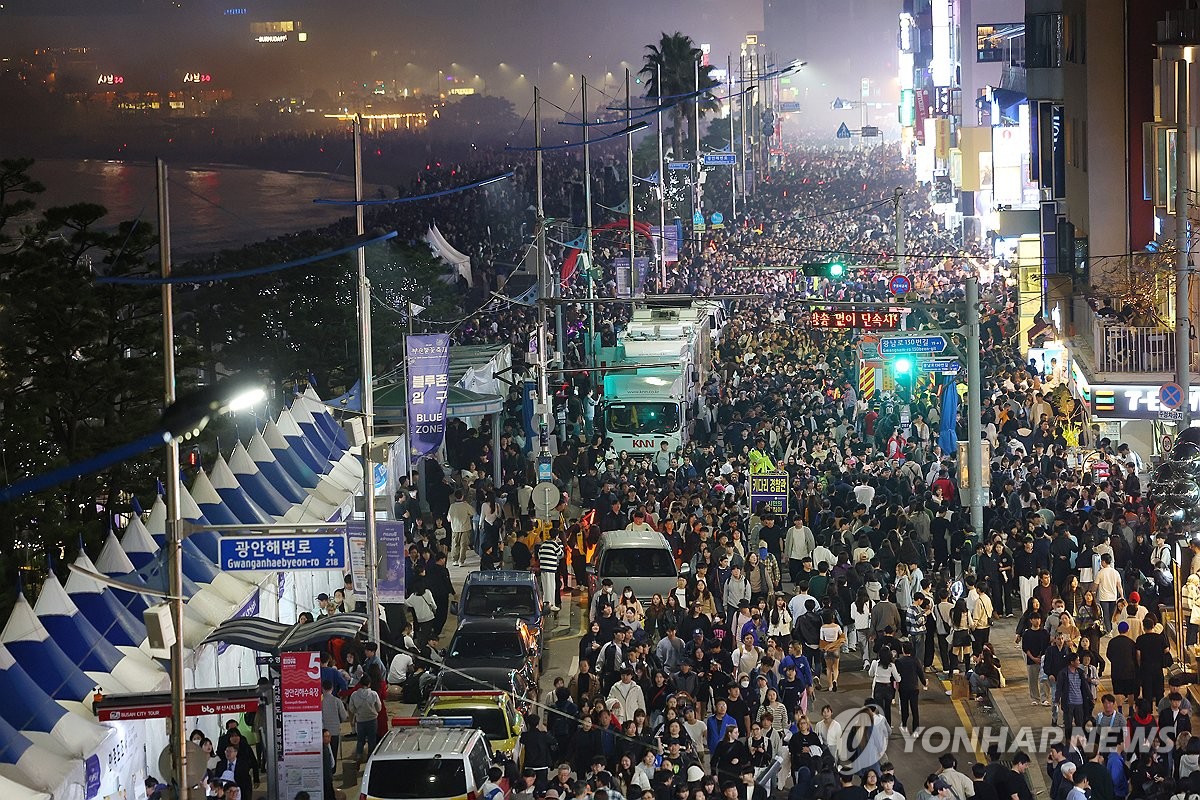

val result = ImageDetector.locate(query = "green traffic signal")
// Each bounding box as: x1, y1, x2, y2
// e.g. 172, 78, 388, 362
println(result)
893, 356, 913, 375
800, 261, 846, 279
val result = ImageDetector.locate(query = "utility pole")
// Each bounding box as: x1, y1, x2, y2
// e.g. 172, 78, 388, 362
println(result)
693, 58, 702, 243
583, 75, 596, 366
1177, 55, 1192, 429
352, 116, 380, 645
157, 158, 187, 800
729, 53, 737, 221
656, 63, 667, 289
533, 85, 554, 474
966, 275, 983, 535
739, 52, 747, 206
626, 69, 636, 296
894, 188, 906, 274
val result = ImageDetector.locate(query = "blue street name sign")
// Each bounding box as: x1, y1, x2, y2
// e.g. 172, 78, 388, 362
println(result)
880, 334, 948, 355
668, 161, 692, 170
703, 152, 737, 166
918, 359, 961, 374
219, 534, 347, 571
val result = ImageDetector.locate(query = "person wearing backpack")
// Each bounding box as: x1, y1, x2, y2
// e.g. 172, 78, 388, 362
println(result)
548, 687, 579, 759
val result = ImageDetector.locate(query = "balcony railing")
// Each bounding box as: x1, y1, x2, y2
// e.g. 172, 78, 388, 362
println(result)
1071, 296, 1183, 375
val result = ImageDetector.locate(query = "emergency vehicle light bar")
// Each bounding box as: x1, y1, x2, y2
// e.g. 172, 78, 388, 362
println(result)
391, 716, 474, 728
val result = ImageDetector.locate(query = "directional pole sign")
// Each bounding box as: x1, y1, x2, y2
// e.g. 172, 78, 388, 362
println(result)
889, 274, 912, 295
692, 211, 706, 232
879, 334, 948, 355
668, 161, 692, 170
918, 359, 961, 374
703, 152, 738, 166
219, 534, 347, 571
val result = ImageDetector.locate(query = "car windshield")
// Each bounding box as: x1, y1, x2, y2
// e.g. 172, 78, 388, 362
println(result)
463, 586, 538, 617
427, 706, 509, 740
450, 631, 524, 659
605, 402, 681, 434
367, 757, 465, 799
600, 547, 677, 578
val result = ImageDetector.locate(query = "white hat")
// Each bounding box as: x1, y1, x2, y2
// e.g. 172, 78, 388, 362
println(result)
687, 765, 705, 783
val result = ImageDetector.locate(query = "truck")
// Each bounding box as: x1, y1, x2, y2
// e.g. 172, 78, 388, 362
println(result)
602, 368, 689, 456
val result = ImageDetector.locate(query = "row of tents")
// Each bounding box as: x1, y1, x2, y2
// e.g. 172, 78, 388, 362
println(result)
0, 388, 361, 799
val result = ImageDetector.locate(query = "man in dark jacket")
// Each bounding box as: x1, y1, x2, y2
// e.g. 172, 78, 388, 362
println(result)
1055, 652, 1093, 739
426, 551, 455, 637
519, 713, 557, 787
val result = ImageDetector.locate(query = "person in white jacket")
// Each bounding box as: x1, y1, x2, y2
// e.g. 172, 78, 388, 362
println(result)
607, 668, 646, 719
784, 520, 815, 584
408, 588, 438, 645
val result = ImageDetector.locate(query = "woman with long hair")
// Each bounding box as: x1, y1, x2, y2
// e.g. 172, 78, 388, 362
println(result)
868, 649, 901, 726
1060, 574, 1085, 615
950, 598, 972, 674
711, 724, 751, 783
694, 580, 717, 617
819, 609, 847, 692
766, 592, 793, 646
850, 589, 874, 656
1013, 597, 1044, 640
644, 594, 667, 640
1076, 589, 1105, 670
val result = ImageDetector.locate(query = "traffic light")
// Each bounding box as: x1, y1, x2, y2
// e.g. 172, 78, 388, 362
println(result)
800, 261, 846, 279
892, 356, 914, 402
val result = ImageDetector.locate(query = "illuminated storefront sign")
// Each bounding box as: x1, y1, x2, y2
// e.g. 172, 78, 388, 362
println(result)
183, 73, 213, 83
97, 74, 125, 85
810, 309, 904, 331
1071, 369, 1200, 421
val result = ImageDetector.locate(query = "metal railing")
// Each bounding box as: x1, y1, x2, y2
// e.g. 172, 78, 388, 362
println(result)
1086, 309, 1177, 374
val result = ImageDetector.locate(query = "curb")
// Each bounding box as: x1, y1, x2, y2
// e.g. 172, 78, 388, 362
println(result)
991, 689, 1047, 797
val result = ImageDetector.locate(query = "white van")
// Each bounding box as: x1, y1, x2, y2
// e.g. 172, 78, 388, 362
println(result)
360, 719, 496, 800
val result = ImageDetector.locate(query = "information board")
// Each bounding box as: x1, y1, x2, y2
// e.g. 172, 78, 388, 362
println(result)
810, 309, 903, 331
749, 472, 789, 515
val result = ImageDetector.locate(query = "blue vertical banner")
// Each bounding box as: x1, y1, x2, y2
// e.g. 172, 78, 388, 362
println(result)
406, 334, 451, 460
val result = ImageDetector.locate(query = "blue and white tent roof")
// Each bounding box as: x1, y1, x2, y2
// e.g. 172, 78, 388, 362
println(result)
116, 516, 157, 571
0, 643, 112, 756
0, 708, 82, 799
226, 442, 292, 518
290, 392, 348, 457
64, 554, 146, 651
1, 591, 126, 698
96, 531, 138, 576
246, 431, 308, 505
33, 573, 164, 694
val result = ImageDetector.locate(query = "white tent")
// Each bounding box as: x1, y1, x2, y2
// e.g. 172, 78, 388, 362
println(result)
425, 224, 473, 287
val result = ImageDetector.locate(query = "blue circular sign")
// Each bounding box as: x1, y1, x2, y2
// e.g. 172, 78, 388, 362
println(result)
711, 212, 724, 226
1161, 382, 1185, 410
889, 274, 912, 295
692, 212, 705, 225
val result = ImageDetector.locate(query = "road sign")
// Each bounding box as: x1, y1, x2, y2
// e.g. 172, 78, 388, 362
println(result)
1160, 382, 1185, 410
692, 211, 706, 232
861, 125, 881, 137
1159, 408, 1184, 422
836, 122, 852, 139
532, 481, 560, 520
668, 161, 692, 170
889, 274, 912, 295
711, 211, 725, 228
779, 101, 801, 113
219, 534, 346, 572
918, 359, 961, 374
749, 472, 789, 515
703, 152, 737, 166
880, 334, 948, 355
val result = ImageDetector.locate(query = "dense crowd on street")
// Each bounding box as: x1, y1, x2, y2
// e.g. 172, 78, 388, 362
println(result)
288, 139, 1200, 800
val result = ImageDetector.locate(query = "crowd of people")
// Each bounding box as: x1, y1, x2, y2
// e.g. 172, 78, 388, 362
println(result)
276, 137, 1198, 800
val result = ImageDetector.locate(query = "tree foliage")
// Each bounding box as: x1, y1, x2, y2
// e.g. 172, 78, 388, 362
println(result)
639, 32, 721, 162
0, 159, 166, 587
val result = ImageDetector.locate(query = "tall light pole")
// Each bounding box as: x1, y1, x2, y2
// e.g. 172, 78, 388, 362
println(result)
157, 157, 188, 800
353, 116, 381, 644
1176, 52, 1192, 429
729, 53, 738, 221
583, 75, 596, 365
966, 275, 984, 534
626, 69, 636, 296
656, 63, 667, 289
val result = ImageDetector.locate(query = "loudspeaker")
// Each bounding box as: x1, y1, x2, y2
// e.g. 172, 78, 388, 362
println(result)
143, 603, 176, 658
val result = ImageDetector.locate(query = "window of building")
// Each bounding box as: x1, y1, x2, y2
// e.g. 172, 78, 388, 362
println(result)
1064, 12, 1086, 64
1026, 13, 1063, 68
977, 24, 1025, 65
